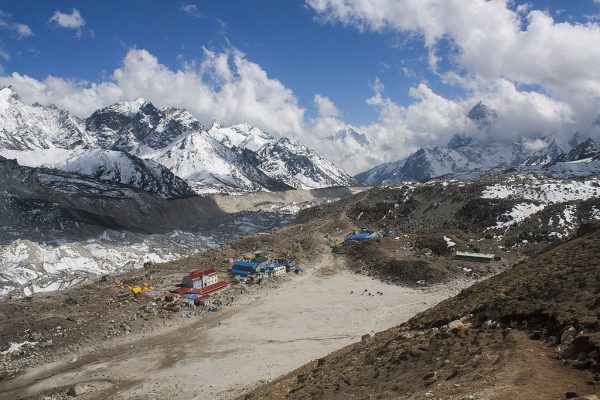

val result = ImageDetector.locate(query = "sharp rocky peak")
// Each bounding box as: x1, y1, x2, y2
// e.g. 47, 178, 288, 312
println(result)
467, 101, 497, 129
326, 127, 370, 145
0, 85, 23, 104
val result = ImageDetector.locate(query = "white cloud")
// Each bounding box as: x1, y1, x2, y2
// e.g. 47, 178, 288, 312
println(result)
306, 0, 600, 170
0, 45, 9, 61
0, 47, 306, 137
5, 0, 600, 175
49, 9, 87, 38
314, 94, 339, 117
15, 23, 33, 38
307, 0, 600, 96
0, 10, 33, 38
0, 44, 587, 175
180, 4, 203, 18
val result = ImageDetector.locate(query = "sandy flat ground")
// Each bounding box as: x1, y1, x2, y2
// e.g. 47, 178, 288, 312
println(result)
1, 255, 471, 399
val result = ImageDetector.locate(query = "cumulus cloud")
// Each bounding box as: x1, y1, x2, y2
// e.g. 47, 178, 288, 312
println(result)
4, 1, 600, 175
314, 94, 339, 117
0, 47, 306, 137
307, 1, 600, 95
0, 10, 33, 39
49, 9, 88, 38
180, 4, 203, 18
306, 0, 600, 169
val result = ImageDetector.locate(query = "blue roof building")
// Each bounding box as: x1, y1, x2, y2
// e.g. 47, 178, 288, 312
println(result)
230, 260, 263, 276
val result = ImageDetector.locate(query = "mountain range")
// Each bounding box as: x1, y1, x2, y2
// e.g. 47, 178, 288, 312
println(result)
3, 85, 600, 195
0, 86, 354, 197
355, 102, 600, 185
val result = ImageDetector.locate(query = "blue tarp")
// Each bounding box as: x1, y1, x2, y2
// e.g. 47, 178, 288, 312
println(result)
185, 294, 200, 300
345, 232, 375, 241
232, 261, 261, 269
230, 269, 252, 276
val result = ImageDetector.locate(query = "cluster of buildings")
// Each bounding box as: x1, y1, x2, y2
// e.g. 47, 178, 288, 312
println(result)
164, 251, 296, 308
229, 251, 292, 278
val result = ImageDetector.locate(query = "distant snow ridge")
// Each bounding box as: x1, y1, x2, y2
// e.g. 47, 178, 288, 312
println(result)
356, 135, 576, 185
0, 86, 354, 195
355, 100, 600, 185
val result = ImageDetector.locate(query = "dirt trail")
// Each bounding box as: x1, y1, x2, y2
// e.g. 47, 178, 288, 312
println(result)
0, 253, 472, 399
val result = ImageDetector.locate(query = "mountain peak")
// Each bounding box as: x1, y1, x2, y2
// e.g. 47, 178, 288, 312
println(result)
107, 98, 153, 116
326, 127, 370, 145
447, 134, 474, 149
209, 121, 223, 130
0, 85, 22, 107
467, 101, 497, 129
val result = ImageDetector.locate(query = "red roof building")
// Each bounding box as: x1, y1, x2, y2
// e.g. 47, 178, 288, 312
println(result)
182, 269, 218, 289
173, 280, 228, 296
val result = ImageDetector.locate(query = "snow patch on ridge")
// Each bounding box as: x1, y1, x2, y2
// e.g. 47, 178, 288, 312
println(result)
493, 203, 546, 229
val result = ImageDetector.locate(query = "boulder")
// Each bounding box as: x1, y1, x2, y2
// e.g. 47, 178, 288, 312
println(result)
448, 320, 465, 330
561, 326, 577, 345
67, 383, 91, 397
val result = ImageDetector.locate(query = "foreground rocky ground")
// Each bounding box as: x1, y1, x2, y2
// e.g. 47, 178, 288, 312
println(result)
244, 227, 600, 400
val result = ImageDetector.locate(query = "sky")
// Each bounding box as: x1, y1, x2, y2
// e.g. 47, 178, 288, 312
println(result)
0, 0, 600, 174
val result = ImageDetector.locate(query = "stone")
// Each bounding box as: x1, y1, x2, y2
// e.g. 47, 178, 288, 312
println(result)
447, 320, 465, 330
67, 383, 91, 397
561, 327, 577, 345
459, 314, 473, 323
481, 320, 495, 329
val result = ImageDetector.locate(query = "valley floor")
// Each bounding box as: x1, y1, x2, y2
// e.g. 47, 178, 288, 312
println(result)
0, 254, 470, 399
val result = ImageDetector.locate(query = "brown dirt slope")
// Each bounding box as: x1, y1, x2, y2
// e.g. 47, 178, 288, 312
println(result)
242, 228, 600, 400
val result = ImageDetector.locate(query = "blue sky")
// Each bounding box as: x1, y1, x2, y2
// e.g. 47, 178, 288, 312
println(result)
1, 0, 594, 124
1, 0, 600, 173
0, 0, 429, 124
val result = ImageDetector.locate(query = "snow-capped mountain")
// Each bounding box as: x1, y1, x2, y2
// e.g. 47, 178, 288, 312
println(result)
354, 100, 600, 185
252, 136, 354, 189
0, 87, 90, 150
356, 135, 569, 184
324, 127, 370, 146
354, 157, 408, 186
208, 122, 272, 152
466, 101, 497, 130
86, 99, 203, 152
355, 135, 600, 185
0, 148, 194, 198
555, 138, 600, 163
153, 130, 268, 192
0, 86, 354, 195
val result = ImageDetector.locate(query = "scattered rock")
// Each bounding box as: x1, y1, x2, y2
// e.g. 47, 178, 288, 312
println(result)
561, 326, 577, 345
481, 320, 495, 329
448, 320, 465, 330
67, 383, 91, 397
